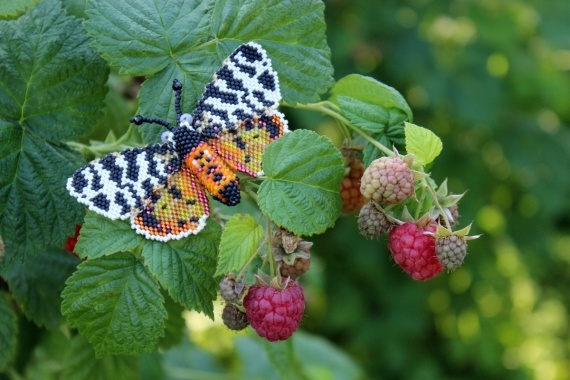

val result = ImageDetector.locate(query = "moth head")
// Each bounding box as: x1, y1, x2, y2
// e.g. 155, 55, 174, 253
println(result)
179, 113, 193, 129
161, 131, 175, 145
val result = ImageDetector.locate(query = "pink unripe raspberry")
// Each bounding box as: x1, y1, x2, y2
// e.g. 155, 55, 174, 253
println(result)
360, 157, 414, 205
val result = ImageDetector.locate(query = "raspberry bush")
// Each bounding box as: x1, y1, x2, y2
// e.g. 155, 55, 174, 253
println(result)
0, 0, 483, 378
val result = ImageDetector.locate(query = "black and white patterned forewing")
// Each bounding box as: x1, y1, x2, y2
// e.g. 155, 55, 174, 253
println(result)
66, 144, 181, 220
191, 42, 282, 136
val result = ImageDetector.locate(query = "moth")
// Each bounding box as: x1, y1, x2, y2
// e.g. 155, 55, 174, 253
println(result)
67, 42, 289, 241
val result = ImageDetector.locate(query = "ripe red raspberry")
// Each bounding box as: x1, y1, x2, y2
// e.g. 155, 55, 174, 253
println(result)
358, 201, 393, 238
340, 159, 367, 213
221, 303, 249, 331
388, 221, 443, 281
435, 235, 467, 271
360, 156, 414, 205
243, 281, 305, 342
64, 225, 82, 254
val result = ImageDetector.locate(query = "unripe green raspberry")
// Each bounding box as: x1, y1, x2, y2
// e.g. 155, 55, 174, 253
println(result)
358, 201, 393, 238
360, 157, 414, 205
435, 235, 467, 271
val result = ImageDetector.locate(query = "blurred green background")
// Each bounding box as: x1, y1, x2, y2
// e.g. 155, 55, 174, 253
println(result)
293, 0, 570, 379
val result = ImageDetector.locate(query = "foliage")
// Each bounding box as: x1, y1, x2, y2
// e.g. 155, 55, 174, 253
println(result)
1, 0, 568, 379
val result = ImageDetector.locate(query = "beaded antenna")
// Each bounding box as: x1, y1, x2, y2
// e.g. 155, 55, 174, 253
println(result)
67, 42, 289, 241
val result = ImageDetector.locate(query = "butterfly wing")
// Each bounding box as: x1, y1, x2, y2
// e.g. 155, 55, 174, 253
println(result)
211, 109, 289, 177
66, 144, 181, 220
191, 42, 282, 137
131, 165, 209, 241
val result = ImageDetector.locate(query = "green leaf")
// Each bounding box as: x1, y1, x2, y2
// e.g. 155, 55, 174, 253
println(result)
159, 294, 186, 350
0, 0, 108, 261
215, 214, 263, 276
404, 122, 443, 166
62, 334, 139, 380
210, 0, 333, 104
0, 248, 80, 330
336, 96, 409, 136
258, 130, 344, 236
263, 339, 299, 379
330, 74, 413, 121
0, 293, 18, 371
75, 212, 143, 259
61, 253, 166, 357
0, 0, 39, 20
84, 0, 332, 143
84, 0, 213, 77
142, 221, 221, 319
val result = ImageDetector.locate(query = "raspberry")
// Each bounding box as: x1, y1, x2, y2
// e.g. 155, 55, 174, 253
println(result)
388, 221, 443, 281
360, 156, 414, 205
358, 201, 393, 238
435, 235, 467, 271
279, 256, 311, 279
221, 303, 249, 331
64, 225, 82, 254
243, 281, 305, 342
340, 159, 366, 213
219, 274, 245, 303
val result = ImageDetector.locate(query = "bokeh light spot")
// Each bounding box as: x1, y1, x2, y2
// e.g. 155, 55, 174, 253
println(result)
457, 310, 480, 341
487, 53, 509, 77
476, 206, 506, 235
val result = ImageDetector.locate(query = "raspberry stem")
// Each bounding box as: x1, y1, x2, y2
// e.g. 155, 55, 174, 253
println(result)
421, 177, 452, 230
285, 101, 394, 157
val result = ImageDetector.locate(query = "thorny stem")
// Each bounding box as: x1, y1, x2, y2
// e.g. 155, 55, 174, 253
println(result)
265, 216, 276, 278
414, 188, 427, 221
286, 100, 394, 157
422, 176, 452, 230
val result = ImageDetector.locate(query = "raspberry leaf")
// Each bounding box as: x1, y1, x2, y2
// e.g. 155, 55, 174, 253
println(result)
330, 74, 413, 121
61, 335, 138, 380
75, 213, 144, 259
404, 122, 443, 166
61, 253, 166, 357
0, 0, 39, 19
142, 221, 221, 319
0, 248, 80, 330
215, 214, 264, 277
0, 0, 108, 262
159, 294, 186, 350
361, 125, 407, 167
0, 294, 17, 372
85, 0, 332, 144
263, 340, 299, 379
258, 130, 344, 236
335, 96, 408, 135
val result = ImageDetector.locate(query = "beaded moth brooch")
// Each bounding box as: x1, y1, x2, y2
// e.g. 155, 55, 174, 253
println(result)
67, 42, 289, 241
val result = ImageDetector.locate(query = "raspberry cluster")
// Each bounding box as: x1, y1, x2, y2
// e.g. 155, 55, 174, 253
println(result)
352, 152, 478, 281
219, 228, 309, 341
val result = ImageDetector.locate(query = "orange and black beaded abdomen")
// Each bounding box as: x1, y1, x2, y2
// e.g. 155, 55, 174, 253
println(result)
184, 141, 240, 206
